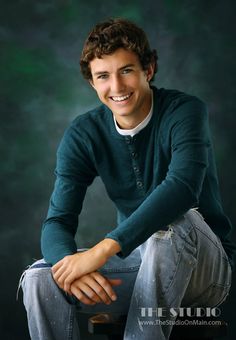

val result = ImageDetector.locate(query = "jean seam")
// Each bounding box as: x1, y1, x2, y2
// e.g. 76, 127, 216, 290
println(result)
213, 282, 231, 288
67, 305, 74, 340
192, 282, 231, 308
192, 208, 204, 221
100, 265, 140, 273
189, 211, 232, 267
159, 225, 195, 302
193, 224, 230, 263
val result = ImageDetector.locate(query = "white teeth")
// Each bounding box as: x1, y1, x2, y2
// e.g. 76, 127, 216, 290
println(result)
111, 94, 131, 102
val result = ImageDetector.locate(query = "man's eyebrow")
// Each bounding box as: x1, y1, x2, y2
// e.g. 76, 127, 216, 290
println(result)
93, 64, 135, 76
119, 63, 135, 70
93, 70, 109, 76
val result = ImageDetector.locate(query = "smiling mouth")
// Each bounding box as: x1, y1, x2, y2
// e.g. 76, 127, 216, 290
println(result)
110, 93, 133, 102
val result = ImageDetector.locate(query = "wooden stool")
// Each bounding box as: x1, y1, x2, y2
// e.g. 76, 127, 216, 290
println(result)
88, 313, 228, 340
88, 313, 126, 340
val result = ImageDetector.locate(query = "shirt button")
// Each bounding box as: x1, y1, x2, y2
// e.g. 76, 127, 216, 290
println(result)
134, 166, 140, 173
131, 152, 137, 158
125, 138, 132, 144
137, 181, 143, 188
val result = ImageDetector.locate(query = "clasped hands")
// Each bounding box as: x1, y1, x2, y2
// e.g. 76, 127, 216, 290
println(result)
52, 240, 122, 305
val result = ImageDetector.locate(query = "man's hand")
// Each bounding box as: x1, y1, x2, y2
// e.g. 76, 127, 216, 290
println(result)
52, 250, 106, 293
70, 272, 122, 305
52, 239, 121, 293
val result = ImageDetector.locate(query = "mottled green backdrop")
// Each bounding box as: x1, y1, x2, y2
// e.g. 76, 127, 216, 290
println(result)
1, 1, 236, 339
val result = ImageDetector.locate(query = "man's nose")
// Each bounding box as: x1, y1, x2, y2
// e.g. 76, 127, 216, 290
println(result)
110, 75, 125, 93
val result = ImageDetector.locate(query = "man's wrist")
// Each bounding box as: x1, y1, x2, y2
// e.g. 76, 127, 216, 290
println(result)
93, 238, 121, 260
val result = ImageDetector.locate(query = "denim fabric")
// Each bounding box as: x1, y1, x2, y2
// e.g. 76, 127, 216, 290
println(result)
21, 209, 232, 340
124, 209, 232, 340
20, 249, 141, 340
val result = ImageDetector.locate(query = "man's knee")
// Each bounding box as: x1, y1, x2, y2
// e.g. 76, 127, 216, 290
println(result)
21, 265, 55, 305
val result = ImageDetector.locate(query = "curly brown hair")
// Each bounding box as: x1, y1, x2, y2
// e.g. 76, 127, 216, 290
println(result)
80, 18, 158, 81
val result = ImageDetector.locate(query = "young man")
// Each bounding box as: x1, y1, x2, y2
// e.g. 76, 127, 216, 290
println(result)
21, 18, 234, 340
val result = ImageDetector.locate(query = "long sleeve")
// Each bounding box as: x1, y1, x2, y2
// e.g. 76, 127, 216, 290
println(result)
105, 99, 210, 257
41, 125, 97, 265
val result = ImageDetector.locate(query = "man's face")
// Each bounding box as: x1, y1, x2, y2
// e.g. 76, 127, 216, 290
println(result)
89, 48, 154, 129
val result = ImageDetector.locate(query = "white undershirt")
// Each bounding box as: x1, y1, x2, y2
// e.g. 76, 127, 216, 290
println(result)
114, 91, 153, 137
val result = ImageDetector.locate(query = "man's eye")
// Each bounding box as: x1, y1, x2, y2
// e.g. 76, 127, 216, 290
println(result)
122, 68, 133, 74
97, 74, 108, 80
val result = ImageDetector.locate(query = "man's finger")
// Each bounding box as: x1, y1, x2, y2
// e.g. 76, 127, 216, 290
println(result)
108, 278, 123, 286
79, 275, 112, 304
91, 272, 119, 301
51, 259, 63, 274
71, 285, 96, 305
64, 274, 75, 293
76, 282, 104, 304
52, 264, 67, 282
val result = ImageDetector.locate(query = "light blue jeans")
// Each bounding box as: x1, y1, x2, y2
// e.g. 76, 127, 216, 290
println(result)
20, 209, 232, 340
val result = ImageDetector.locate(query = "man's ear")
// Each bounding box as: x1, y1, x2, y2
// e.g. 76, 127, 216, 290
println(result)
145, 62, 155, 82
89, 79, 95, 89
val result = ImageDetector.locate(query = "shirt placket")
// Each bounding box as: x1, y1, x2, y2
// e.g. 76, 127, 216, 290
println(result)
124, 136, 145, 194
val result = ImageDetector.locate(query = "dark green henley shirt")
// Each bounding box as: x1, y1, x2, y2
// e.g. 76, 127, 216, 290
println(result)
41, 87, 235, 266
